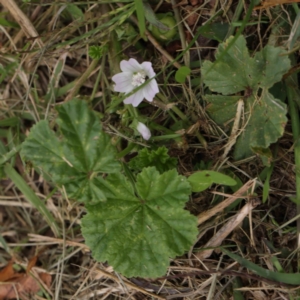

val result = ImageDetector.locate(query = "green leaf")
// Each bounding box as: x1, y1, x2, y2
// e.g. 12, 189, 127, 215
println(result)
175, 66, 191, 83
253, 45, 291, 89
202, 36, 260, 95
65, 4, 84, 20
202, 35, 290, 159
82, 167, 198, 278
233, 92, 287, 160
21, 99, 121, 203
205, 95, 240, 125
129, 146, 177, 173
143, 2, 169, 31
0, 17, 19, 28
149, 13, 177, 42
198, 22, 229, 42
202, 35, 290, 95
188, 170, 237, 192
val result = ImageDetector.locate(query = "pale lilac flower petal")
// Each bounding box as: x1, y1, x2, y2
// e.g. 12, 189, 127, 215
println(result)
120, 58, 142, 73
137, 122, 151, 140
112, 59, 159, 107
112, 73, 134, 93
143, 79, 159, 101
123, 89, 144, 107
141, 61, 156, 78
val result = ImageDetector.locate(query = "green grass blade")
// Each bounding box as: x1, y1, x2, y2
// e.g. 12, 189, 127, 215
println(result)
0, 117, 20, 127
262, 164, 274, 203
134, 0, 146, 39
0, 233, 10, 253
0, 145, 21, 165
4, 163, 60, 237
223, 248, 300, 285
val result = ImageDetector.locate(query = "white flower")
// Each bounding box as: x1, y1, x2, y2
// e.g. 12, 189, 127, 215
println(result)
112, 58, 159, 107
137, 122, 151, 140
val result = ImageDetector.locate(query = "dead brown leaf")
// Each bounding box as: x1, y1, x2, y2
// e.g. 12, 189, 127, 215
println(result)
0, 258, 51, 300
0, 272, 51, 300
26, 256, 37, 274
0, 262, 16, 282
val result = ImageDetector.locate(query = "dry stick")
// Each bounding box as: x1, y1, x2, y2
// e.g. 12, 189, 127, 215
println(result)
65, 58, 100, 102
89, 268, 166, 300
0, 0, 43, 121
221, 99, 244, 160
28, 234, 88, 249
29, 232, 167, 300
197, 198, 261, 259
170, 0, 189, 67
144, 26, 182, 69
197, 179, 256, 225
0, 0, 43, 46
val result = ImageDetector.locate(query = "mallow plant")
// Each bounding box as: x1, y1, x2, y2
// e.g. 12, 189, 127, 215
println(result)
21, 59, 236, 278
20, 99, 237, 278
202, 35, 291, 161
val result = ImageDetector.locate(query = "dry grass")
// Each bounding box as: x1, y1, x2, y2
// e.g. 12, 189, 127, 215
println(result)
0, 0, 299, 299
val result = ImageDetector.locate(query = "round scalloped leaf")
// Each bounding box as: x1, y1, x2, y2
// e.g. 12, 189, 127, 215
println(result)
202, 36, 260, 95
56, 100, 120, 173
21, 99, 121, 203
234, 91, 287, 160
254, 45, 291, 89
188, 170, 237, 192
82, 167, 198, 278
205, 95, 240, 125
202, 35, 290, 95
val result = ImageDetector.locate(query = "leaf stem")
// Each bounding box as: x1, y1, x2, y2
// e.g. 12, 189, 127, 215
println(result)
116, 142, 136, 159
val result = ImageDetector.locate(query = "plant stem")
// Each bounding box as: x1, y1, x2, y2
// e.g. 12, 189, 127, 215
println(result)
285, 63, 300, 269
116, 142, 136, 159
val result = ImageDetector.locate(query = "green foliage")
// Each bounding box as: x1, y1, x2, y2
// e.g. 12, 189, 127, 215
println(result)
0, 61, 18, 84
129, 146, 177, 173
223, 248, 300, 285
89, 45, 107, 60
175, 66, 191, 83
198, 22, 229, 42
287, 10, 300, 51
187, 170, 237, 192
4, 163, 60, 237
144, 2, 170, 31
65, 4, 84, 20
134, 0, 146, 38
21, 99, 197, 278
202, 35, 290, 159
0, 16, 19, 28
149, 13, 177, 42
21, 99, 121, 204
115, 23, 137, 43
82, 167, 198, 278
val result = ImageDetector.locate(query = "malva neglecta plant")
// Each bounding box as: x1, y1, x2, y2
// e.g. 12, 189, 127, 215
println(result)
20, 99, 198, 278
20, 98, 237, 278
24, 25, 295, 279
202, 35, 291, 161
